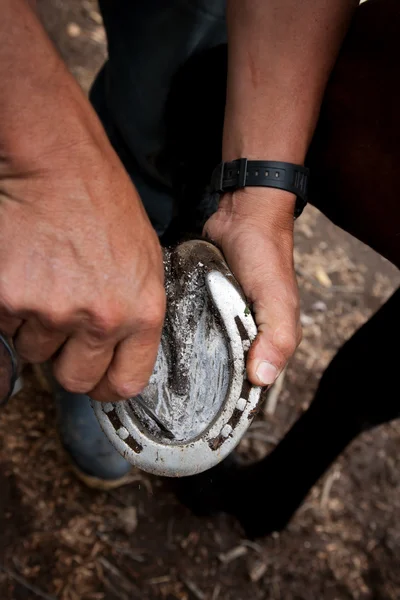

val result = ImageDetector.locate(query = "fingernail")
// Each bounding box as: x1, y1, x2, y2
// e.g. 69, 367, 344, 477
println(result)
255, 361, 278, 386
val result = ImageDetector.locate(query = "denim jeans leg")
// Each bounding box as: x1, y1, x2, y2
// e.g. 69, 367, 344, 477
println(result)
91, 0, 227, 236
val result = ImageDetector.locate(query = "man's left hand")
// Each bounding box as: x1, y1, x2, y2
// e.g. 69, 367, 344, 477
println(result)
204, 187, 302, 387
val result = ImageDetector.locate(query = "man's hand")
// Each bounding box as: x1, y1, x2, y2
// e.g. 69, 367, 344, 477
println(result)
204, 188, 301, 387
0, 128, 165, 403
0, 0, 166, 402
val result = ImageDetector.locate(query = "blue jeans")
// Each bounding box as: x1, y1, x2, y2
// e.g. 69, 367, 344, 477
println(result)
91, 0, 227, 236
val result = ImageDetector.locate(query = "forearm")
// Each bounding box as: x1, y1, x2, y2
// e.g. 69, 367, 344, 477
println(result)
210, 1, 360, 384
224, 0, 358, 167
0, 0, 104, 165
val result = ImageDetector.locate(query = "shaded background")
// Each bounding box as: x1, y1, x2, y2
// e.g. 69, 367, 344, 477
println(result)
0, 1, 399, 599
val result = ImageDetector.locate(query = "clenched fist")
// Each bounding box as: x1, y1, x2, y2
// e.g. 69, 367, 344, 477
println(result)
0, 111, 165, 403
0, 0, 166, 402
204, 187, 302, 387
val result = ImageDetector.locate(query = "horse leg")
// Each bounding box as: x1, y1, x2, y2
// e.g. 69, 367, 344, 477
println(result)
176, 288, 400, 538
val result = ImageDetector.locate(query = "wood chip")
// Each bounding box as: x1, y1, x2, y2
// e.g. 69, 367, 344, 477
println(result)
116, 506, 138, 535
0, 564, 57, 600
312, 300, 328, 312
218, 545, 248, 564
240, 539, 264, 553
89, 26, 106, 44
181, 577, 206, 600
248, 559, 268, 583
300, 313, 315, 326
315, 266, 332, 288
67, 22, 81, 38
147, 575, 172, 585
320, 469, 341, 509
98, 558, 135, 594
211, 584, 221, 600
89, 10, 103, 25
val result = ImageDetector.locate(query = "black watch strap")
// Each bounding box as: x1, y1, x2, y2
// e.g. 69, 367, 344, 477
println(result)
210, 158, 309, 218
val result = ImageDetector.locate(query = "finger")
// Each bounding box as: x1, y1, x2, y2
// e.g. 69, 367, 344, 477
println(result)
52, 334, 114, 394
13, 317, 66, 363
246, 273, 300, 387
0, 313, 22, 337
90, 326, 162, 402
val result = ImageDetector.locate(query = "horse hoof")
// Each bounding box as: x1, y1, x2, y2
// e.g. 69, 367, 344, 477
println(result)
93, 240, 263, 477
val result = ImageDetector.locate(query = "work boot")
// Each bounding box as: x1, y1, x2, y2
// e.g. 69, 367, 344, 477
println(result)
35, 365, 132, 490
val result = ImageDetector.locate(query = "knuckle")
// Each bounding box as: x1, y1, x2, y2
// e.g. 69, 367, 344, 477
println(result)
42, 307, 70, 330
140, 312, 163, 333
137, 299, 165, 333
107, 373, 144, 400
90, 308, 122, 339
56, 372, 92, 394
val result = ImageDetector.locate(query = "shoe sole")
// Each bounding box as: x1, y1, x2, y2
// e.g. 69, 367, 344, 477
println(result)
69, 464, 135, 491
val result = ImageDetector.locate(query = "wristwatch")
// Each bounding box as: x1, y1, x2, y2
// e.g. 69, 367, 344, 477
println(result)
209, 158, 310, 218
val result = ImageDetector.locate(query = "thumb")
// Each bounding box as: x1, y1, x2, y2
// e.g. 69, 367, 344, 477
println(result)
246, 272, 302, 387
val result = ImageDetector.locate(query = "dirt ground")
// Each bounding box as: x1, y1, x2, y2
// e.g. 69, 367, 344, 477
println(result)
1, 2, 400, 599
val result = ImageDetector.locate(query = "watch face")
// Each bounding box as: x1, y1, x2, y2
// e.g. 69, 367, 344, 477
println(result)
0, 334, 18, 407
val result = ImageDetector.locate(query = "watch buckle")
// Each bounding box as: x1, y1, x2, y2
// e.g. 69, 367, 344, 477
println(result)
237, 158, 248, 188
210, 161, 225, 193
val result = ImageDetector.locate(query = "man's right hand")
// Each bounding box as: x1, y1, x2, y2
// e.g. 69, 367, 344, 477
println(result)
0, 0, 166, 402
0, 102, 166, 403
0, 138, 165, 402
